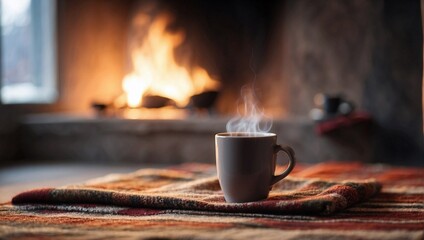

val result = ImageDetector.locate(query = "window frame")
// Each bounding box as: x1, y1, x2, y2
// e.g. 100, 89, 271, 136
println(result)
0, 0, 58, 105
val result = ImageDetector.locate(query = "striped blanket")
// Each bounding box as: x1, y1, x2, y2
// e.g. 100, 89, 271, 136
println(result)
1, 162, 423, 239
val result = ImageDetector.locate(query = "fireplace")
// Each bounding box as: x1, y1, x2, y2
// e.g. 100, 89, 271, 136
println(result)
9, 0, 424, 166
87, 0, 286, 118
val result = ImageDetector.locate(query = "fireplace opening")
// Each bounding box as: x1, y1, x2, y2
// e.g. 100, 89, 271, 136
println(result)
118, 11, 221, 108
86, 0, 286, 119
109, 5, 222, 119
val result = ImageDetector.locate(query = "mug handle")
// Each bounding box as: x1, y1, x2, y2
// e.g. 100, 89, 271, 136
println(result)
271, 145, 296, 185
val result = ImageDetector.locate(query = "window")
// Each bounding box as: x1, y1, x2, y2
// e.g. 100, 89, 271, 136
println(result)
1, 0, 56, 104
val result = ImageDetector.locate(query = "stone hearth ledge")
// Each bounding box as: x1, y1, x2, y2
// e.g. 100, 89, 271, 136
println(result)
18, 113, 374, 164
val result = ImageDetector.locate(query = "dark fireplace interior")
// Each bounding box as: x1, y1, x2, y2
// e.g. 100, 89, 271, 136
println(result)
0, 0, 423, 166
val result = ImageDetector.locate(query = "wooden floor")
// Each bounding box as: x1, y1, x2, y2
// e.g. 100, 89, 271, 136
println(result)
0, 163, 163, 203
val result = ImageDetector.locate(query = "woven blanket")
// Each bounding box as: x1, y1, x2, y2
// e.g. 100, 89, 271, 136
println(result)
11, 163, 380, 215
1, 162, 423, 240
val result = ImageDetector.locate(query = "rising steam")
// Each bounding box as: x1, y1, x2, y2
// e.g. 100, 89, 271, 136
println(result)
226, 85, 272, 135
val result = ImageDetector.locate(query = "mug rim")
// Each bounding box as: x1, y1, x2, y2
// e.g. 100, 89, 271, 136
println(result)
216, 132, 276, 138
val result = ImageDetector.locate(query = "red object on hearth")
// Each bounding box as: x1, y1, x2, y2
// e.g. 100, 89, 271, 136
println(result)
315, 112, 372, 135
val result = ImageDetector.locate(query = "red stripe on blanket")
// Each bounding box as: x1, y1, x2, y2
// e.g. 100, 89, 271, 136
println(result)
12, 188, 54, 204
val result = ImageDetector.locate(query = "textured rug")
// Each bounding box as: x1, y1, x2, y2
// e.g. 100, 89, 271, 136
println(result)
11, 163, 380, 215
1, 162, 423, 240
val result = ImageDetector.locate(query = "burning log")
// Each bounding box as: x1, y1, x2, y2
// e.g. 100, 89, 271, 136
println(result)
141, 95, 176, 108
190, 91, 219, 110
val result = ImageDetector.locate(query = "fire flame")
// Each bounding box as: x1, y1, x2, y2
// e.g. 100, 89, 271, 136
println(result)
121, 14, 220, 108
